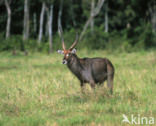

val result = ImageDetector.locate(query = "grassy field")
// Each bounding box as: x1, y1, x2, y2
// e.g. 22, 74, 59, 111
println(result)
0, 50, 156, 126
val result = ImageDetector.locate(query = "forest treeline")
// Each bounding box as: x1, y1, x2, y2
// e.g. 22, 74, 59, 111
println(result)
0, 0, 155, 53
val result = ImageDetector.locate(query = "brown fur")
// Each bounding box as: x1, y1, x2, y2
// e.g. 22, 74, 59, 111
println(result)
64, 53, 115, 94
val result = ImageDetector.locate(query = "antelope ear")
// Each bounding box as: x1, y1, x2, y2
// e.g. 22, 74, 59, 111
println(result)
57, 50, 64, 54
71, 48, 76, 54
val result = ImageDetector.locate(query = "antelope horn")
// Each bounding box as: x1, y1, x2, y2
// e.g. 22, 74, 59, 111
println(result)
58, 26, 66, 50
69, 33, 79, 50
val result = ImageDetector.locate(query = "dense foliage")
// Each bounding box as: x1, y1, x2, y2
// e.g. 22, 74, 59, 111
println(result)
0, 0, 155, 52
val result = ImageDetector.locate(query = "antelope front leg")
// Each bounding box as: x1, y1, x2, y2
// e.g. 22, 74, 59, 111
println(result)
80, 82, 85, 93
89, 80, 96, 94
90, 80, 95, 89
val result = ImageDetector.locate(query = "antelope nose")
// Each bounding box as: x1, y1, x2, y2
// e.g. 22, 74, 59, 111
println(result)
62, 60, 67, 64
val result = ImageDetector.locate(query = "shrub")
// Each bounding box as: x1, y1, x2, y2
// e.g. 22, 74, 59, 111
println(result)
0, 24, 155, 53
81, 27, 109, 50
0, 35, 22, 51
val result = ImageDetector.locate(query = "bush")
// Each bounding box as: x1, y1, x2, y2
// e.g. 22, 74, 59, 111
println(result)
0, 35, 22, 51
0, 24, 155, 53
80, 26, 109, 50
130, 23, 156, 49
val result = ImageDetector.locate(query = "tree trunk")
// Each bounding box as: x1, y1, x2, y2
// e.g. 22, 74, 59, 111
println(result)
45, 6, 49, 37
45, 12, 49, 37
33, 13, 37, 34
90, 0, 95, 33
58, 0, 63, 32
38, 2, 46, 44
79, 0, 105, 41
48, 5, 53, 53
148, 2, 156, 32
105, 0, 108, 32
151, 6, 156, 32
23, 0, 29, 41
151, 11, 156, 32
71, 0, 76, 27
5, 0, 11, 38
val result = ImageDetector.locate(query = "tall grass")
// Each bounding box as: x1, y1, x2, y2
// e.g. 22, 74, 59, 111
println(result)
0, 50, 156, 126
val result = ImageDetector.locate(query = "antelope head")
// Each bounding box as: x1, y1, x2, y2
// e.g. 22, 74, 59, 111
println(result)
57, 27, 78, 64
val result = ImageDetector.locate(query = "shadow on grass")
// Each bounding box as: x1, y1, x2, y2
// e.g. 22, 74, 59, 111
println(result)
58, 94, 88, 105
32, 64, 53, 70
57, 86, 140, 109
58, 87, 124, 105
0, 66, 18, 72
32, 64, 63, 70
0, 103, 20, 116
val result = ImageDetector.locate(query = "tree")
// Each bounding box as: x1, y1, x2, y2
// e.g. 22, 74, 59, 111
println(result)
48, 5, 53, 53
104, 0, 108, 32
38, 2, 46, 44
23, 0, 29, 40
58, 0, 63, 32
4, 0, 11, 38
90, 0, 95, 33
148, 1, 156, 32
33, 13, 37, 35
79, 0, 105, 40
70, 0, 76, 27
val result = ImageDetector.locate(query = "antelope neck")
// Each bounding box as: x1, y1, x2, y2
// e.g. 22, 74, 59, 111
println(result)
67, 54, 83, 72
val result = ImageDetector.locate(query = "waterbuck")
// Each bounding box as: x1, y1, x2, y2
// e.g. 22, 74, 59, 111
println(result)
57, 30, 115, 94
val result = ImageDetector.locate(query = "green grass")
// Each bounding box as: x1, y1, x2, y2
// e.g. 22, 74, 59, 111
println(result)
0, 50, 156, 126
